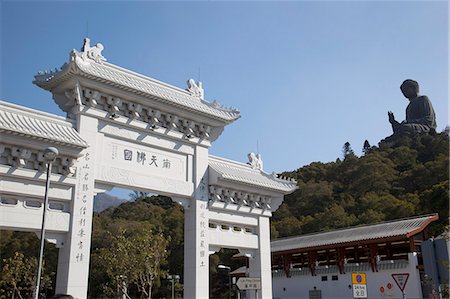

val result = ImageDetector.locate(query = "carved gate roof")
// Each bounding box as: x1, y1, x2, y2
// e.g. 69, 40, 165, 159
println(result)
209, 155, 297, 193
0, 101, 88, 149
33, 39, 240, 123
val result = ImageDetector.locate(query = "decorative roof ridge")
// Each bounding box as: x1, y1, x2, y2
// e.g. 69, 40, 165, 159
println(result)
70, 38, 189, 95
0, 100, 75, 127
209, 155, 297, 183
271, 213, 439, 244
101, 60, 196, 97
97, 60, 240, 114
209, 154, 256, 170
34, 39, 240, 121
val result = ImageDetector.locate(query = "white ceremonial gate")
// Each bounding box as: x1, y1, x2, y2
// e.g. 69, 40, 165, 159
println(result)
0, 39, 297, 299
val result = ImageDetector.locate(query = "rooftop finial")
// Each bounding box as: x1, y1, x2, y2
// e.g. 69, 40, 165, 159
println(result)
80, 38, 106, 63
247, 152, 263, 171
81, 37, 91, 52
186, 78, 204, 100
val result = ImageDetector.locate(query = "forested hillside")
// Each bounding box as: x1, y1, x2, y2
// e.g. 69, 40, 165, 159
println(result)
1, 132, 448, 298
272, 132, 449, 238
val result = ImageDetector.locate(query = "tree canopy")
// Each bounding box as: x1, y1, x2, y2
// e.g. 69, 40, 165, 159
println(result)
272, 132, 449, 238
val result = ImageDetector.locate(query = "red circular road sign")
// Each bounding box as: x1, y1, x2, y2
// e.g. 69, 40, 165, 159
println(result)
387, 283, 393, 289
380, 286, 385, 293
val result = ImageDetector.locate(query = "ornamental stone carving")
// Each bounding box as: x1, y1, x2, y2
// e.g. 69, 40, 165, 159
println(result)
209, 185, 272, 210
146, 109, 161, 129
186, 79, 204, 100
83, 88, 100, 107
247, 152, 263, 171
80, 37, 106, 63
0, 145, 76, 176
73, 86, 213, 140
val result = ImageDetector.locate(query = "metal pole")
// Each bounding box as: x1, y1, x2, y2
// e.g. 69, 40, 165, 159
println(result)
34, 161, 52, 299
228, 272, 231, 299
172, 277, 175, 299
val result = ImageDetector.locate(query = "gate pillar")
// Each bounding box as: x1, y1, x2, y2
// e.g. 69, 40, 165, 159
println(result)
55, 114, 97, 297
248, 216, 273, 299
183, 145, 210, 299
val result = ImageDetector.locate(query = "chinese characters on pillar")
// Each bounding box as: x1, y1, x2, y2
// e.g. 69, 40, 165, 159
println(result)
199, 177, 206, 200
198, 177, 208, 267
74, 152, 91, 263
199, 202, 207, 267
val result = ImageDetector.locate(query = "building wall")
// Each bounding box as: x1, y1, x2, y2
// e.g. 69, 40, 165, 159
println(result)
421, 237, 450, 297
272, 253, 423, 299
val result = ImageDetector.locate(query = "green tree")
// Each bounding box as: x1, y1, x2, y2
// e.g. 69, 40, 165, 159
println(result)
342, 141, 355, 158
0, 252, 53, 299
348, 153, 397, 197
129, 191, 149, 201
362, 140, 371, 155
314, 204, 357, 230
94, 223, 169, 299
273, 216, 303, 238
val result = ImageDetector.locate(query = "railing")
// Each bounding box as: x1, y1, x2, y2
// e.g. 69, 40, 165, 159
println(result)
272, 260, 409, 277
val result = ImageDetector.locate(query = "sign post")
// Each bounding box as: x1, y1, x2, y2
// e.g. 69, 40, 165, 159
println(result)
352, 273, 368, 298
236, 277, 261, 299
392, 273, 410, 299
236, 277, 261, 291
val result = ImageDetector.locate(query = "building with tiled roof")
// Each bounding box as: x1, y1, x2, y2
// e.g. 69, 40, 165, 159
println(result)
270, 214, 444, 299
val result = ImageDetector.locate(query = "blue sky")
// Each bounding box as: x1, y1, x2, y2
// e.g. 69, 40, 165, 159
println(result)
1, 1, 448, 199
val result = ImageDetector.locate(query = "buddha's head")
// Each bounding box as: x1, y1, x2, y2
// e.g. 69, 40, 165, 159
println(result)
400, 79, 419, 100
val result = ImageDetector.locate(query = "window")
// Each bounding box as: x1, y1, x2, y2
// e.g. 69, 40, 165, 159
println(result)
0, 197, 18, 205
25, 200, 41, 208
49, 202, 65, 211
321, 276, 328, 281
332, 275, 338, 281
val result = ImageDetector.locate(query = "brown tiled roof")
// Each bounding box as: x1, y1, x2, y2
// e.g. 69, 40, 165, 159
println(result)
271, 214, 439, 253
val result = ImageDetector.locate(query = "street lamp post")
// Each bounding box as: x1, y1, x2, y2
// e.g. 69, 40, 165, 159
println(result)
167, 274, 180, 299
218, 264, 232, 299
34, 147, 58, 299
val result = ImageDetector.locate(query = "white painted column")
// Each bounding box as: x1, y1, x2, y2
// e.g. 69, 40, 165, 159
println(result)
248, 216, 273, 299
55, 115, 97, 298
183, 145, 210, 299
